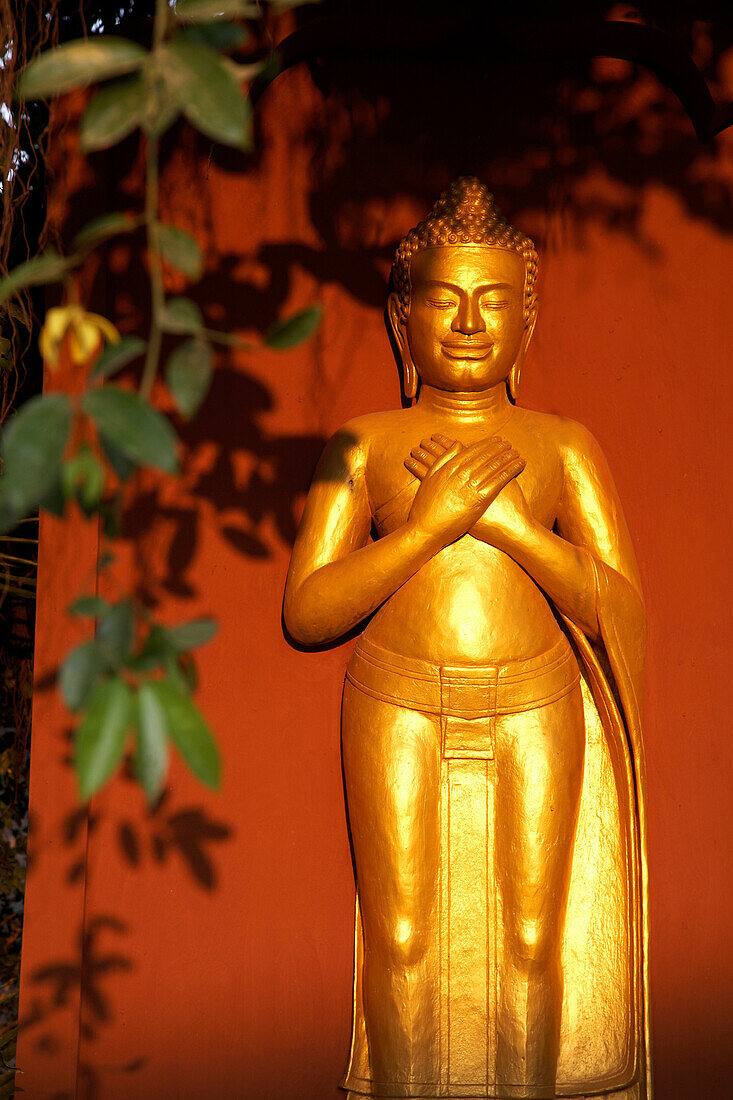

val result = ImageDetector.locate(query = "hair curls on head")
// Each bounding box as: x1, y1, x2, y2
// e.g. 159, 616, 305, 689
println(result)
390, 177, 538, 324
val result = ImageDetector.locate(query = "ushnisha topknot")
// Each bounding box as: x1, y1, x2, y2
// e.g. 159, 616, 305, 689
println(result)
391, 177, 538, 324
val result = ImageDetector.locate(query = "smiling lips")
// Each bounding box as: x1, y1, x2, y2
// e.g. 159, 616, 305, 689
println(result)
441, 339, 494, 361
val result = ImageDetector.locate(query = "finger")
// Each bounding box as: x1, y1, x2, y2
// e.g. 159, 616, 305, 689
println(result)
431, 433, 458, 449
452, 438, 513, 478
475, 456, 526, 491
419, 438, 446, 457
426, 440, 463, 475
410, 446, 438, 467
466, 449, 522, 488
453, 437, 508, 464
404, 456, 428, 480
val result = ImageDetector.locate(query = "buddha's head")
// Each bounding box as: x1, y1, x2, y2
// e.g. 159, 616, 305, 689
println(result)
388, 178, 538, 401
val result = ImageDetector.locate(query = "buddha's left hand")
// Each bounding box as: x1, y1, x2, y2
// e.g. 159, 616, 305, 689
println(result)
406, 433, 534, 550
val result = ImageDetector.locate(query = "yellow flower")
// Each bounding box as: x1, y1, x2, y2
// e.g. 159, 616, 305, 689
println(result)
40, 305, 119, 370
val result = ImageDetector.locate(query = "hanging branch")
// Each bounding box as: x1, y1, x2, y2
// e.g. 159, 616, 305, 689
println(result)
0, 0, 323, 804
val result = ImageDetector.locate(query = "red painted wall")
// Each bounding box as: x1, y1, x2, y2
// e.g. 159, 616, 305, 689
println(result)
15, 44, 733, 1100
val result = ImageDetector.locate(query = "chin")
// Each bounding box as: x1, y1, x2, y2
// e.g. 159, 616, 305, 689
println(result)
438, 366, 509, 392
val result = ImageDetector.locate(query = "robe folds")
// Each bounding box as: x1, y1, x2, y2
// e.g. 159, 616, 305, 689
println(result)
342, 557, 651, 1100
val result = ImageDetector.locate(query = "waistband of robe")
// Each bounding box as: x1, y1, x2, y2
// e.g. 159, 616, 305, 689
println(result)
345, 634, 578, 718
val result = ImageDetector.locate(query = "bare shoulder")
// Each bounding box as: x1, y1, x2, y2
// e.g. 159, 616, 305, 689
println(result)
338, 406, 415, 443
516, 407, 606, 467
317, 407, 414, 482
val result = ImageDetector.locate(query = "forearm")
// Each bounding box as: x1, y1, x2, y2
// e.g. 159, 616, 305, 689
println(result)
284, 522, 441, 645
483, 519, 599, 639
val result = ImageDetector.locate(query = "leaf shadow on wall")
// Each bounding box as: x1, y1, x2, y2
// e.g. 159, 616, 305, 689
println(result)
25, 9, 733, 1098
64, 6, 733, 606
118, 363, 332, 603
15, 726, 234, 1091
17, 913, 143, 1100
124, 13, 733, 606
291, 0, 733, 247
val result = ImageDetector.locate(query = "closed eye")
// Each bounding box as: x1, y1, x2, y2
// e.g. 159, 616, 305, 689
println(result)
481, 299, 510, 310
427, 298, 455, 309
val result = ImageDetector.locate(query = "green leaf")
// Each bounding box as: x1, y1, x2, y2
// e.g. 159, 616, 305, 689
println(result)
58, 641, 104, 712
61, 444, 105, 514
180, 21, 249, 51
164, 653, 197, 695
157, 224, 203, 279
0, 251, 70, 304
174, 0, 251, 22
140, 55, 182, 138
97, 600, 135, 667
136, 683, 170, 802
251, 50, 282, 93
82, 386, 179, 474
165, 616, 218, 652
143, 96, 181, 139
264, 303, 323, 349
204, 329, 253, 349
147, 679, 220, 789
91, 335, 147, 380
74, 212, 139, 252
126, 624, 175, 672
165, 339, 213, 418
37, 472, 66, 518
80, 76, 145, 152
70, 595, 109, 617
0, 393, 73, 529
162, 39, 252, 149
159, 296, 204, 335
19, 38, 148, 100
99, 433, 137, 482
75, 677, 132, 799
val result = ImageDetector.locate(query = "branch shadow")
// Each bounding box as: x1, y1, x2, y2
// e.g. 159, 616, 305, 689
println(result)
15, 915, 145, 1097
118, 364, 328, 603
22, 8, 733, 1096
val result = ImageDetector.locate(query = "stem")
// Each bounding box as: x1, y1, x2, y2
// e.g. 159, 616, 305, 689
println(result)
140, 134, 163, 400
140, 0, 170, 400
153, 0, 168, 48
202, 327, 255, 349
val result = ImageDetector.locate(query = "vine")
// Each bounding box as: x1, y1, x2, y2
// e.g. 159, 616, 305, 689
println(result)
0, 0, 322, 803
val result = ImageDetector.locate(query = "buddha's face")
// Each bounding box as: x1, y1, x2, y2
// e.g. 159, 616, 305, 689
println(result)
401, 245, 528, 392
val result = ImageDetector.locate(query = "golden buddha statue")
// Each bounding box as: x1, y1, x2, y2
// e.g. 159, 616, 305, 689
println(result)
284, 178, 651, 1100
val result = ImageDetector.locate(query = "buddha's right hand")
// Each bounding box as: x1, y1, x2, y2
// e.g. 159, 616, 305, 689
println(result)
405, 436, 526, 548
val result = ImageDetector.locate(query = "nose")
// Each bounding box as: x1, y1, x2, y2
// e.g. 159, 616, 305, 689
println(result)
453, 293, 485, 335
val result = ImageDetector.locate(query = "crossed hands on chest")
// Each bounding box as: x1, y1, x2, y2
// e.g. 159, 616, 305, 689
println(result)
403, 433, 534, 551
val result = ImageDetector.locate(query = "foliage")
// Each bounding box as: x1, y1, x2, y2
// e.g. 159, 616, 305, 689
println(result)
0, 0, 322, 804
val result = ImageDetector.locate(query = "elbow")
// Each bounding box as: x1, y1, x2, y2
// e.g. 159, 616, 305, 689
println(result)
284, 614, 323, 648
283, 594, 310, 645
283, 585, 329, 646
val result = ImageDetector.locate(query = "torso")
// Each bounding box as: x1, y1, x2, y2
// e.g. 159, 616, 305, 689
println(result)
358, 403, 568, 665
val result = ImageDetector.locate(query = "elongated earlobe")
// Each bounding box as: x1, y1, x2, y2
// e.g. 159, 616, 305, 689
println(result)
508, 362, 522, 402
403, 358, 417, 400
387, 293, 418, 403
509, 302, 538, 403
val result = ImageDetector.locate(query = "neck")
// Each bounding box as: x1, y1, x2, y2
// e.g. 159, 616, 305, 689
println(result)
418, 382, 513, 421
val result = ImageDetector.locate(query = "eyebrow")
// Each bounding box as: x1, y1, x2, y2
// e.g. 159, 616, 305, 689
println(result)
423, 280, 514, 293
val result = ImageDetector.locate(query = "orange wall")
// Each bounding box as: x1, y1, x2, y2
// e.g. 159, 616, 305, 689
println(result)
16, 56, 733, 1100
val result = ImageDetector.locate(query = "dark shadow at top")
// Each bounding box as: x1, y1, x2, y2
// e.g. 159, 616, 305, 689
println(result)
282, 1, 733, 264
53, 8, 733, 593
